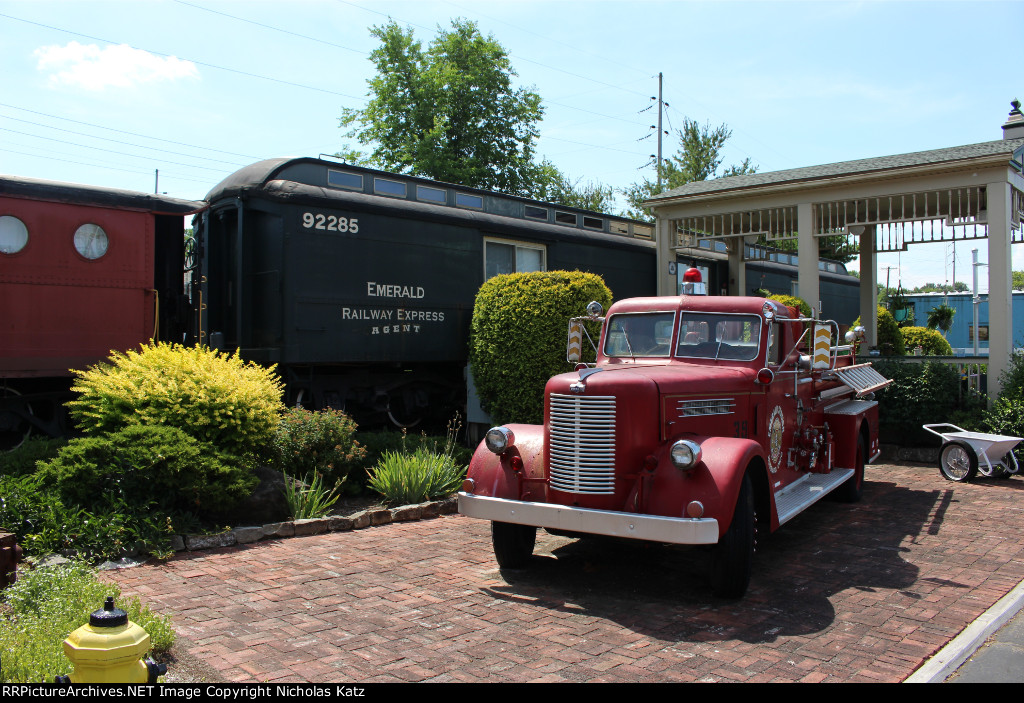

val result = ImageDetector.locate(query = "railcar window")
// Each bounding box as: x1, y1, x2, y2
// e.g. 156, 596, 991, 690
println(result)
609, 221, 629, 235
676, 313, 761, 361
632, 224, 654, 239
0, 215, 29, 254
555, 211, 576, 225
524, 206, 547, 220
374, 178, 407, 197
583, 216, 603, 230
604, 312, 675, 357
456, 193, 483, 209
416, 185, 446, 204
484, 239, 546, 279
73, 224, 109, 260
327, 170, 362, 190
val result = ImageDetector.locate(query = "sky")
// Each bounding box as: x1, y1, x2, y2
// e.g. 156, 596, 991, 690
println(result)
1, 0, 1022, 291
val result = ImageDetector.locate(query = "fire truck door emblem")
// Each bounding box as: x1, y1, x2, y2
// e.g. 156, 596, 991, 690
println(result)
768, 405, 785, 473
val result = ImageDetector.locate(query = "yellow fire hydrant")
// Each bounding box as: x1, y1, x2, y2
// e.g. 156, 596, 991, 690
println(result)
55, 596, 166, 684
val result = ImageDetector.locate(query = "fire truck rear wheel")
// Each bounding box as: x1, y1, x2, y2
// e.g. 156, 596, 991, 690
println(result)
834, 436, 867, 503
491, 521, 537, 569
709, 473, 754, 599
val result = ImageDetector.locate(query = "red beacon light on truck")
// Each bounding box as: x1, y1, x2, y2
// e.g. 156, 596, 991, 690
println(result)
680, 267, 707, 296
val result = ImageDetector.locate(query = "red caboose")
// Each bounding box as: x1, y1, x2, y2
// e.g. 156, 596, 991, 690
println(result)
0, 176, 203, 447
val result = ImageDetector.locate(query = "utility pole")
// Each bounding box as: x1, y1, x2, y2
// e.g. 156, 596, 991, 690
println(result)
155, 169, 159, 194
657, 72, 664, 190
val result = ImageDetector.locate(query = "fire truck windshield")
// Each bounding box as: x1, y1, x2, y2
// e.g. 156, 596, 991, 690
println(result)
604, 312, 675, 357
675, 313, 762, 361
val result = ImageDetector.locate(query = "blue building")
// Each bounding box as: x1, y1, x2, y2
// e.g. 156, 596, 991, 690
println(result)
901, 292, 1024, 354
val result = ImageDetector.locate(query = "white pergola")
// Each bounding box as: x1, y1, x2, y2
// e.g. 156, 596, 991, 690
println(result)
644, 107, 1024, 395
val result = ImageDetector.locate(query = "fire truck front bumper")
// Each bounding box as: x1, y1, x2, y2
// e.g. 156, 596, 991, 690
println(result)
458, 493, 720, 545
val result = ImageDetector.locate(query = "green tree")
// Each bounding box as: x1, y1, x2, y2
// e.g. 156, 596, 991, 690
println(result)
530, 160, 617, 212
1013, 271, 1024, 291
623, 118, 757, 220
340, 19, 544, 196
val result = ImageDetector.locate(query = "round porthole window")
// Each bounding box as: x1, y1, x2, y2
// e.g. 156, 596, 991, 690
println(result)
73, 223, 109, 260
0, 215, 29, 254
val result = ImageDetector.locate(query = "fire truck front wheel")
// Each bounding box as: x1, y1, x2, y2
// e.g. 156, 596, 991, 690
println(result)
491, 521, 537, 569
709, 473, 755, 599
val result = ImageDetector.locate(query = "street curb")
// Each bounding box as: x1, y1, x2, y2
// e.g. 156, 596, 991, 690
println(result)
903, 578, 1024, 682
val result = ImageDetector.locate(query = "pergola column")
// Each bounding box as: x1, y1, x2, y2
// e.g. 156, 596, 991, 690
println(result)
728, 237, 745, 295
858, 225, 878, 345
796, 202, 820, 315
987, 180, 1013, 396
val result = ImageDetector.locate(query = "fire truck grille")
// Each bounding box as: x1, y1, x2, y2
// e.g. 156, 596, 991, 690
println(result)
548, 393, 617, 495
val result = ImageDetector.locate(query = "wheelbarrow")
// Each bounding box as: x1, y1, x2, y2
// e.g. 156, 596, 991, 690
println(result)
922, 423, 1023, 482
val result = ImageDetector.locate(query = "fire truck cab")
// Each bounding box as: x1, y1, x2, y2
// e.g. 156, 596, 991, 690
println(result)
458, 270, 890, 598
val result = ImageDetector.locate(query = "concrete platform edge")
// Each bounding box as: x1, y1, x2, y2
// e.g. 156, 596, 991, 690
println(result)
904, 578, 1024, 683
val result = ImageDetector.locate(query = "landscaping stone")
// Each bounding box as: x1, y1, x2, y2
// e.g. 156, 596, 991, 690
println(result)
262, 522, 296, 539
368, 508, 393, 526
170, 535, 186, 552
390, 505, 423, 521
293, 518, 330, 536
418, 502, 441, 519
349, 511, 372, 529
185, 532, 236, 551
231, 527, 264, 544
328, 515, 355, 531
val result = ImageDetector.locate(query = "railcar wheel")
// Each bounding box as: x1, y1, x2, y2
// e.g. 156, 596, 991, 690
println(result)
939, 441, 978, 482
0, 387, 32, 452
834, 436, 866, 503
709, 474, 754, 599
491, 521, 536, 569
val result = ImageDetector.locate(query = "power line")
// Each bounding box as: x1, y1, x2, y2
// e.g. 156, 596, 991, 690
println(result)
0, 12, 367, 100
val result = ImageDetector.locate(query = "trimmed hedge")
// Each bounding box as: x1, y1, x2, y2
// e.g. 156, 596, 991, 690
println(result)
854, 306, 905, 355
765, 292, 811, 318
900, 326, 953, 356
469, 271, 612, 424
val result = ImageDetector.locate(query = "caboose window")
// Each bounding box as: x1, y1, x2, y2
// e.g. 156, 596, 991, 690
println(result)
0, 215, 29, 254
417, 185, 446, 204
609, 221, 629, 235
484, 238, 546, 279
524, 206, 547, 220
73, 224, 109, 260
374, 178, 407, 197
555, 211, 576, 225
632, 224, 654, 239
327, 170, 362, 190
583, 216, 603, 230
456, 193, 483, 210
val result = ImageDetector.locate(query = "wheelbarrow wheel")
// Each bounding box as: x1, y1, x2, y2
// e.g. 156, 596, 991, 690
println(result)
939, 441, 978, 482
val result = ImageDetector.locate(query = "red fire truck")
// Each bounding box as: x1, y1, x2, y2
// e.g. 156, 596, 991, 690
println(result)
458, 270, 890, 598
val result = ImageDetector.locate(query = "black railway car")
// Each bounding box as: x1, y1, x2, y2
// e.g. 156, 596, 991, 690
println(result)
194, 157, 658, 426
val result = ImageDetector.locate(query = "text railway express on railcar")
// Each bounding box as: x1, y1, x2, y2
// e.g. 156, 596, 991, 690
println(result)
193, 157, 660, 426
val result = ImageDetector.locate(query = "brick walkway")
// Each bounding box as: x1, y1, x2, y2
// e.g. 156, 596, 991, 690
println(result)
107, 463, 1024, 683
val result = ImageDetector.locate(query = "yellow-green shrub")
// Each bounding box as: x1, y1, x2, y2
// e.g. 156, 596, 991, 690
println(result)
900, 326, 953, 355
67, 342, 285, 461
469, 271, 612, 424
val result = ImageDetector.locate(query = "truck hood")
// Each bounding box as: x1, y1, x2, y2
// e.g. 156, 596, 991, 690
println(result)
550, 362, 757, 396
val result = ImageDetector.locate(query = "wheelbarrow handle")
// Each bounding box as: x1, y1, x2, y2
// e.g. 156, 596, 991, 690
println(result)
922, 423, 967, 440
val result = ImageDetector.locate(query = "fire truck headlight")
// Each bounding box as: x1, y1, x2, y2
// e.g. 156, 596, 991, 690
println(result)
484, 427, 515, 454
669, 439, 702, 471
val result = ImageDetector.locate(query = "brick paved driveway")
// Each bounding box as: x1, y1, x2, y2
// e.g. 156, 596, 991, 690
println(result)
107, 463, 1024, 683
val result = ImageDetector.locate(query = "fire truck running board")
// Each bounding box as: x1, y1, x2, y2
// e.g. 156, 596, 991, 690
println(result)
774, 469, 855, 526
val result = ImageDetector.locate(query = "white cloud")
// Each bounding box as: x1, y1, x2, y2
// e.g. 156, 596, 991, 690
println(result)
34, 42, 198, 91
